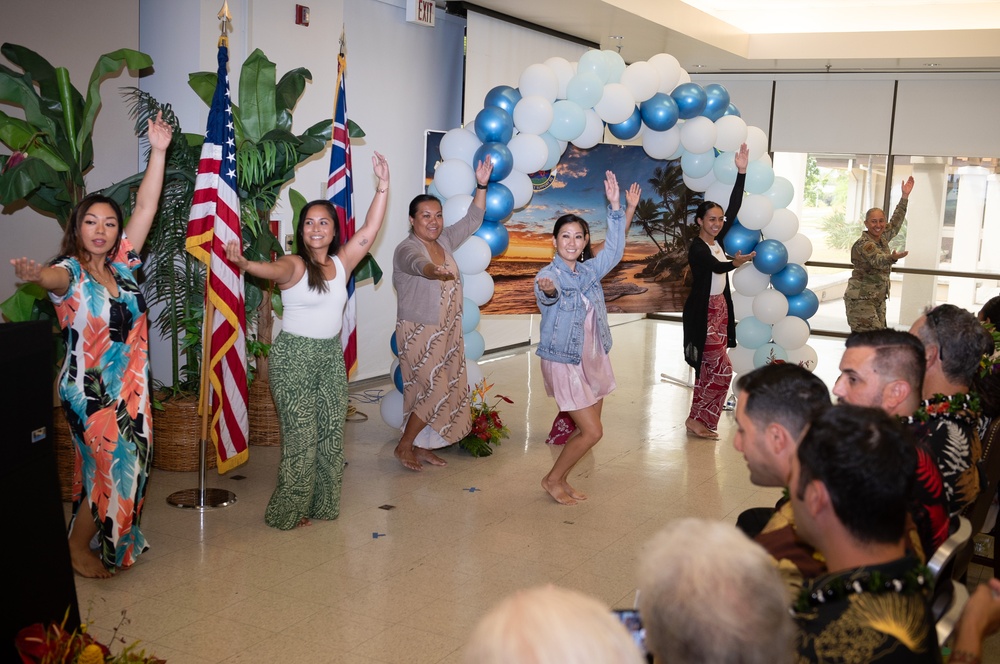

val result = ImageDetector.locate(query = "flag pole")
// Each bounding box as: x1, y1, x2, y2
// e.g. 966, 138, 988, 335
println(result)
167, 1, 238, 510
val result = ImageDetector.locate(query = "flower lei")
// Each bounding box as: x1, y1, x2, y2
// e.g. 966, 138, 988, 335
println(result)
903, 392, 980, 425
793, 563, 932, 614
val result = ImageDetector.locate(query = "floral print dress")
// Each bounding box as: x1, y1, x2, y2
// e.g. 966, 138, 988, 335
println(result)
50, 236, 152, 572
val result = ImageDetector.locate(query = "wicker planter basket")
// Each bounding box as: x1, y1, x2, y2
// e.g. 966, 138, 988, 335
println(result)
53, 407, 75, 502
152, 393, 217, 471
249, 378, 281, 446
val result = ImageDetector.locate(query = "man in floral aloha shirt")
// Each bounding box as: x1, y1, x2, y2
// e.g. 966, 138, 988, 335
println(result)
908, 304, 996, 518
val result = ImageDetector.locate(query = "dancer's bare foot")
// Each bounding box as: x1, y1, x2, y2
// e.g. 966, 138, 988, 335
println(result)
296, 517, 312, 528
542, 477, 578, 505
563, 482, 588, 501
394, 444, 423, 471
70, 545, 112, 579
414, 447, 447, 467
685, 418, 719, 440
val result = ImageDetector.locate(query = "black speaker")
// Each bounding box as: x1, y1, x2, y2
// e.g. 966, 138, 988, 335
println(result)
1, 321, 80, 658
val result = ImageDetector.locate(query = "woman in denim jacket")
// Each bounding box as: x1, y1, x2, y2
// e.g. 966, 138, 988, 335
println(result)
534, 170, 626, 505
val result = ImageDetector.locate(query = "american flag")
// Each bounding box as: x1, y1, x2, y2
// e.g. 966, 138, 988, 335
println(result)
185, 44, 249, 473
328, 52, 358, 378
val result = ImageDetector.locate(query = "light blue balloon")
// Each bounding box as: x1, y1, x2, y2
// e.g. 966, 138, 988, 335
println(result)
474, 105, 514, 144
745, 160, 776, 195
465, 330, 485, 360
681, 150, 715, 179
735, 316, 773, 349
578, 50, 610, 84
712, 150, 738, 185
787, 289, 820, 319
426, 182, 443, 199
771, 263, 808, 296
462, 297, 480, 334
764, 177, 795, 210
483, 182, 514, 222
474, 142, 513, 182
752, 239, 789, 275
608, 107, 642, 140
475, 220, 509, 256
550, 99, 587, 142
670, 83, 707, 119
753, 342, 788, 368
389, 331, 398, 356
702, 84, 731, 121
540, 132, 564, 171
566, 72, 604, 109
723, 221, 761, 257
484, 85, 521, 115
640, 93, 679, 131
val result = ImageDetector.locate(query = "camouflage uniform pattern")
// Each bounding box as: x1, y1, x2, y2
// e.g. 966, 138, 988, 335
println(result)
844, 198, 908, 333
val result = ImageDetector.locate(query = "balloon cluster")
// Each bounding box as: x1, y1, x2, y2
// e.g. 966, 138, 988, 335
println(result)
383, 49, 819, 428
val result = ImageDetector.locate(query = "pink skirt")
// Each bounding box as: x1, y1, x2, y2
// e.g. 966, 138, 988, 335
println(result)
540, 302, 616, 412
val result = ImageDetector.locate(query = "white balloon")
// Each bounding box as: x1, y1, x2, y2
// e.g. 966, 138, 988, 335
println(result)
594, 83, 636, 124
463, 270, 495, 306
603, 50, 626, 84
732, 291, 755, 320
508, 133, 548, 174
513, 95, 554, 135
712, 150, 738, 185
545, 56, 575, 99
572, 109, 605, 149
466, 359, 484, 390
676, 70, 692, 85
519, 63, 560, 102
680, 116, 717, 154
380, 389, 404, 429
705, 181, 735, 209
648, 53, 681, 93
738, 195, 775, 231
733, 263, 770, 296
762, 208, 799, 242
752, 288, 789, 325
642, 126, 681, 160
454, 236, 492, 274
501, 170, 533, 209
764, 176, 795, 210
745, 126, 769, 160
433, 159, 476, 200
771, 315, 810, 350
784, 233, 814, 265
714, 115, 748, 153
786, 344, 819, 372
620, 61, 659, 103
683, 170, 716, 193
729, 344, 757, 375
443, 194, 473, 227
439, 127, 481, 165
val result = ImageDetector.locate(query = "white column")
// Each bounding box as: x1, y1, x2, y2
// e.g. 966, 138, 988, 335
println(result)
951, 166, 988, 307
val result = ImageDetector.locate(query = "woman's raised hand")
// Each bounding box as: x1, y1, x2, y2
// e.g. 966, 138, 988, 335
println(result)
11, 257, 44, 283
372, 151, 390, 186
604, 171, 621, 209
625, 183, 641, 212
900, 175, 914, 199
147, 110, 173, 152
224, 239, 250, 271
734, 143, 749, 173
475, 156, 494, 187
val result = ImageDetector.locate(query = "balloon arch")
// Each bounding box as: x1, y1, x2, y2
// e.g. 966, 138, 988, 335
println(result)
382, 49, 820, 428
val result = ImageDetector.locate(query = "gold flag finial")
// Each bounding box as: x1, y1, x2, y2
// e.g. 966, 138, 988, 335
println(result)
218, 0, 232, 47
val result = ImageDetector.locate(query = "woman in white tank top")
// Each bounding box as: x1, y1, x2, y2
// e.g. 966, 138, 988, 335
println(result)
225, 152, 391, 529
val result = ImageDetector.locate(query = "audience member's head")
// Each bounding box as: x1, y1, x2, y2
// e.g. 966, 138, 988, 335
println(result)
792, 405, 916, 552
463, 585, 644, 664
733, 363, 830, 487
910, 304, 994, 395
979, 295, 1000, 324
637, 518, 794, 664
833, 329, 925, 416
974, 296, 1000, 421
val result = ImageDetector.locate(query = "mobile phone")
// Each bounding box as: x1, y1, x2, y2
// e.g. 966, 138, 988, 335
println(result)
612, 608, 649, 660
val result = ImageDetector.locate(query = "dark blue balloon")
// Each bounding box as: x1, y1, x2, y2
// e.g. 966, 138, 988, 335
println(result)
483, 182, 514, 222
670, 83, 707, 120
484, 85, 521, 115
702, 84, 731, 122
474, 105, 514, 144
608, 107, 641, 140
752, 239, 789, 275
389, 331, 398, 356
722, 221, 760, 257
771, 263, 808, 296
475, 220, 510, 257
787, 288, 819, 320
393, 363, 404, 393
640, 93, 679, 131
474, 142, 513, 181
723, 102, 741, 118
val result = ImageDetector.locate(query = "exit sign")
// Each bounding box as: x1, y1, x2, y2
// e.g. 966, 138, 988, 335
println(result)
406, 0, 435, 27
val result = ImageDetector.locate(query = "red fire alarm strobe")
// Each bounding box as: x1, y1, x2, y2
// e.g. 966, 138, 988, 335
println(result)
295, 5, 310, 27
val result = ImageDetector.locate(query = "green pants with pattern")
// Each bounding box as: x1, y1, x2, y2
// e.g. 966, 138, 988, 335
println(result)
845, 297, 887, 333
265, 332, 346, 530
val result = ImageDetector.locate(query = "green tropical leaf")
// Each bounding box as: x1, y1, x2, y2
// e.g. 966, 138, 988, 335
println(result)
0, 70, 61, 139
302, 118, 333, 142
238, 49, 277, 144
288, 187, 307, 254
0, 156, 65, 206
275, 67, 311, 116
187, 71, 217, 107
0, 110, 69, 171
0, 281, 47, 322
0, 43, 83, 118
76, 48, 153, 156
353, 253, 383, 285
348, 119, 365, 138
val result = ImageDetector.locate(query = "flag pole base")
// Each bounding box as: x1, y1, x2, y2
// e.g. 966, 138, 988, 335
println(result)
167, 487, 237, 510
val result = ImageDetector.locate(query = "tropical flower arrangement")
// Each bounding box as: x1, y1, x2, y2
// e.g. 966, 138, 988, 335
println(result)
459, 379, 512, 457
15, 612, 164, 664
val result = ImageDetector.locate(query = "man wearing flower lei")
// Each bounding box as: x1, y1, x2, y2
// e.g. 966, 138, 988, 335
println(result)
908, 304, 996, 518
790, 405, 939, 662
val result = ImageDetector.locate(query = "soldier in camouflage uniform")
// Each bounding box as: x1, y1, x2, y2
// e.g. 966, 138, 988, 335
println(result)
844, 176, 913, 332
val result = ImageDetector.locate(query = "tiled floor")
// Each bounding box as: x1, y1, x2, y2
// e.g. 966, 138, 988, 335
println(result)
64, 319, 997, 663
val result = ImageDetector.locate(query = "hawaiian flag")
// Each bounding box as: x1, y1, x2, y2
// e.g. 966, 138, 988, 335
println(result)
185, 44, 249, 473
328, 52, 358, 378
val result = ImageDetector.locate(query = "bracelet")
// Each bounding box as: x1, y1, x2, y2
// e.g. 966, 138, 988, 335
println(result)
376, 187, 387, 193
476, 183, 488, 190
948, 652, 980, 664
